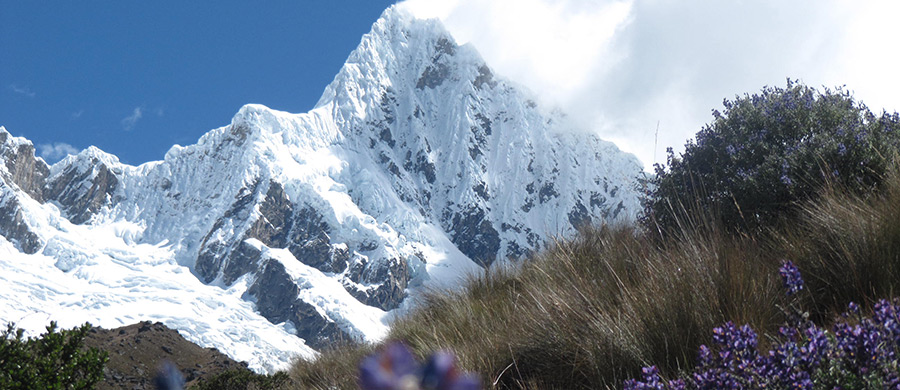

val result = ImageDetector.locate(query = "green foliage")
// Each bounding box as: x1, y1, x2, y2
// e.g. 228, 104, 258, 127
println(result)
191, 369, 290, 390
644, 79, 900, 233
0, 321, 108, 390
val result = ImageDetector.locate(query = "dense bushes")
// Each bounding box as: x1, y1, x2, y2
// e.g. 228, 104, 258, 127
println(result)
644, 79, 900, 233
0, 322, 107, 389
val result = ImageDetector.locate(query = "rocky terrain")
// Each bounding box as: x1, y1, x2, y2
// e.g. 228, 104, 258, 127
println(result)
84, 321, 250, 389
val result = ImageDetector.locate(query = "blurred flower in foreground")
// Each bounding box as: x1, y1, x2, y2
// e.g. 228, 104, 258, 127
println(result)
154, 360, 184, 390
359, 342, 481, 390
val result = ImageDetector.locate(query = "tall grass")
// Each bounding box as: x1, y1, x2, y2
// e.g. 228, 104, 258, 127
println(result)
287, 168, 900, 389
779, 167, 900, 321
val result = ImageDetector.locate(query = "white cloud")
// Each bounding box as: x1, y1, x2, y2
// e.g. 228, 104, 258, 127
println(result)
121, 107, 143, 131
37, 142, 80, 163
71, 110, 84, 120
401, 0, 900, 170
9, 84, 36, 98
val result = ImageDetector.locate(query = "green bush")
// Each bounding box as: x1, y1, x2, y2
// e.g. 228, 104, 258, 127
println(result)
191, 369, 290, 390
644, 79, 900, 233
0, 322, 108, 389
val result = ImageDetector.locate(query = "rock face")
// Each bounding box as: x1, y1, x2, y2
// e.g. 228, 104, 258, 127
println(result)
0, 132, 124, 253
0, 129, 48, 253
247, 258, 349, 349
0, 4, 646, 366
0, 192, 42, 254
0, 130, 49, 202
43, 148, 122, 224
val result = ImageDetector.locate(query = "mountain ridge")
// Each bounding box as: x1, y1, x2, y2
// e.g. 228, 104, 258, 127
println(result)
0, 4, 645, 373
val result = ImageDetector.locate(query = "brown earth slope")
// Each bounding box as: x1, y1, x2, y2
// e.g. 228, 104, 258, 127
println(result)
85, 321, 252, 389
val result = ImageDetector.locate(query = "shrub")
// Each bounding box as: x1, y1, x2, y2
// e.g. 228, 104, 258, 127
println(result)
644, 79, 900, 233
0, 321, 108, 389
190, 369, 291, 390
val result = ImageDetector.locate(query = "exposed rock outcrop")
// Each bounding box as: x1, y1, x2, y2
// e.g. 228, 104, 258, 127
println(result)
44, 149, 122, 224
0, 129, 49, 202
246, 259, 350, 349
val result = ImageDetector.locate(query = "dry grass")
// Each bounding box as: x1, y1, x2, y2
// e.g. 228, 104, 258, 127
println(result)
383, 225, 785, 389
285, 168, 900, 389
778, 168, 900, 321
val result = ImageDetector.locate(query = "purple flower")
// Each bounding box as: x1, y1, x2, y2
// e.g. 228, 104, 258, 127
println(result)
779, 261, 804, 296
359, 342, 481, 390
154, 361, 184, 390
421, 351, 481, 390
625, 278, 900, 389
359, 342, 420, 390
698, 345, 713, 367
781, 174, 793, 186
623, 366, 667, 390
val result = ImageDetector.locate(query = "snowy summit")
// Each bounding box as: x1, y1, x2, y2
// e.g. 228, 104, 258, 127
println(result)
0, 5, 645, 373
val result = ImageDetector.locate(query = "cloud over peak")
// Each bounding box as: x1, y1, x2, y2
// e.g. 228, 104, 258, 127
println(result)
37, 142, 80, 163
401, 0, 900, 170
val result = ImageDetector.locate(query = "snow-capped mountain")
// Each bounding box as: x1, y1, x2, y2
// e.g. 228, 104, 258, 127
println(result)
0, 5, 644, 373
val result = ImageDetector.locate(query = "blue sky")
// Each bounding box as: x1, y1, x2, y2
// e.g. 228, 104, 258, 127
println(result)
1, 1, 396, 164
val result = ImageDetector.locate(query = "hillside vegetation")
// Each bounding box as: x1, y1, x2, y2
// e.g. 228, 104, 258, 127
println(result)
274, 80, 900, 389
287, 173, 899, 389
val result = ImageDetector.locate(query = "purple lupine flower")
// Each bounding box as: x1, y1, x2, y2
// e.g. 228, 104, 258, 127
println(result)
623, 366, 667, 390
154, 361, 184, 390
698, 345, 713, 367
779, 261, 804, 296
359, 342, 421, 390
841, 301, 861, 320
801, 326, 828, 368
666, 379, 687, 390
421, 351, 480, 390
359, 342, 481, 390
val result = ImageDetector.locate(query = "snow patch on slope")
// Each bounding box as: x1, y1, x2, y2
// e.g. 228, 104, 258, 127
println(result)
0, 199, 314, 373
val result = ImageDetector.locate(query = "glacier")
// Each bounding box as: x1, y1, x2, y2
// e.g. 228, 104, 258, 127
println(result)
0, 4, 645, 373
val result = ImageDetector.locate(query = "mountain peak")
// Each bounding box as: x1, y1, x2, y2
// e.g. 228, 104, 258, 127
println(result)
0, 126, 39, 153
315, 4, 484, 113
0, 3, 646, 374
52, 146, 121, 171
